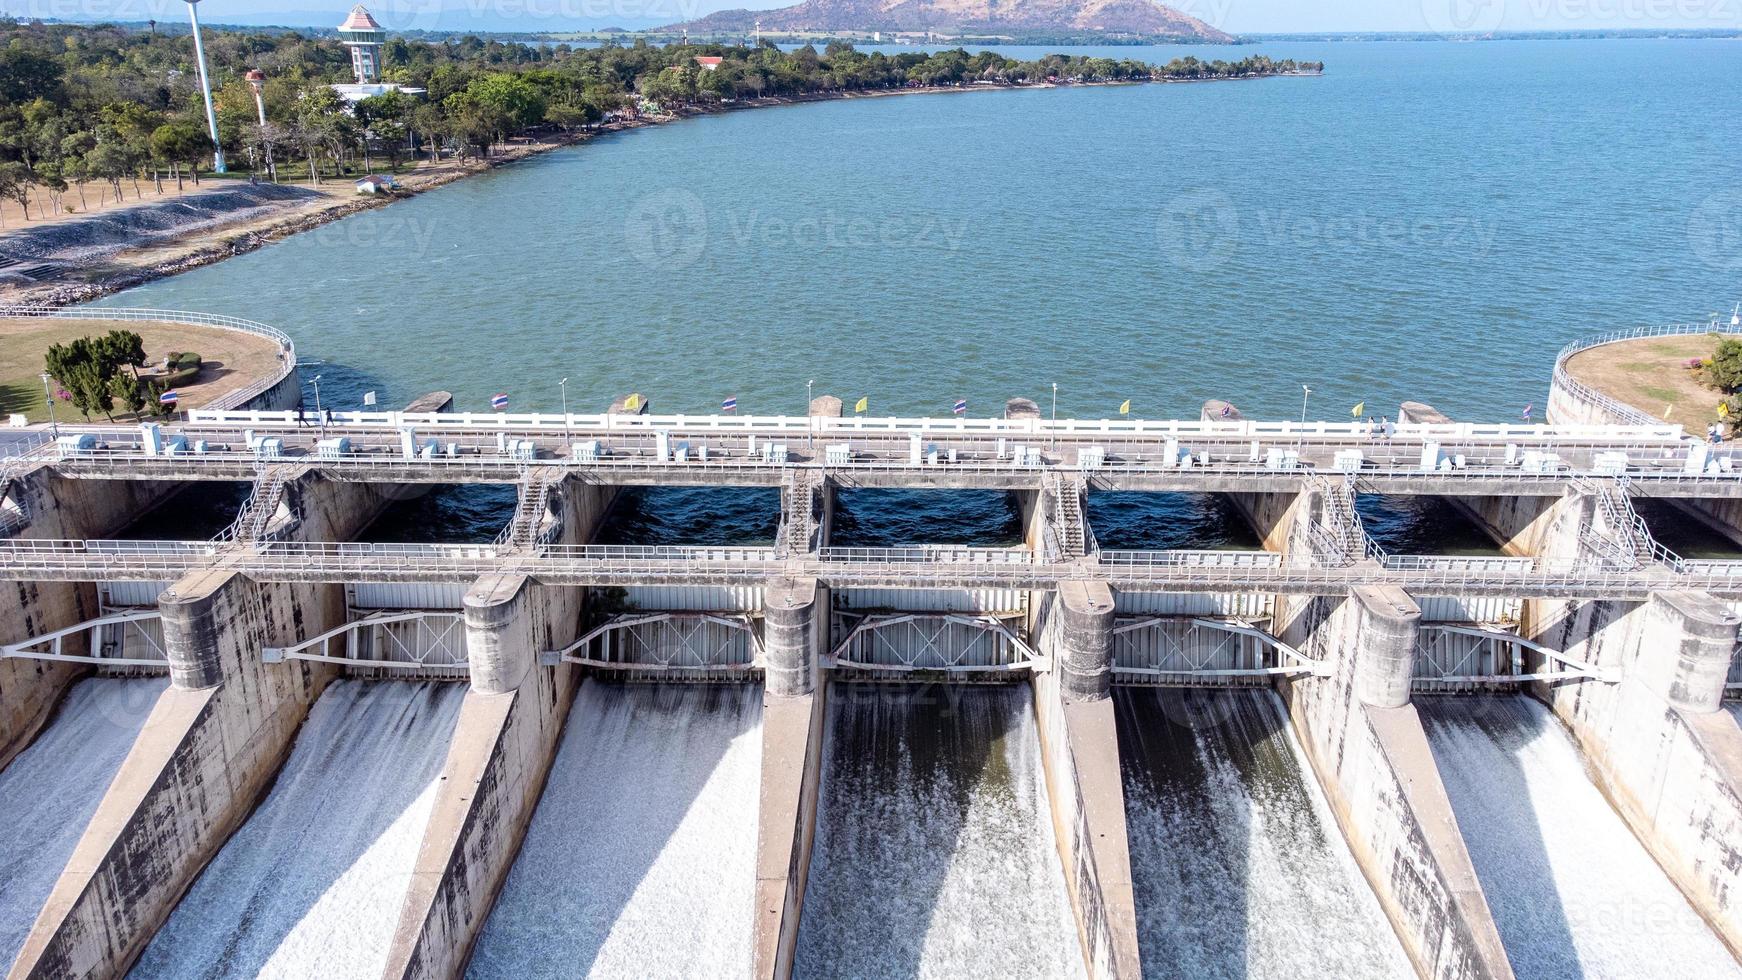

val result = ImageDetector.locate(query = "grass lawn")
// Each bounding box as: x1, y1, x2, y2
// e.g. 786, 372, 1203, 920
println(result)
1563, 333, 1739, 432
1, 317, 285, 421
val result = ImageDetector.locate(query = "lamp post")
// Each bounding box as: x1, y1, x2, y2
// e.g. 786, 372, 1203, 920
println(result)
1050, 382, 1058, 449
1298, 384, 1312, 451
558, 378, 568, 437
246, 69, 274, 182
39, 373, 59, 438
806, 379, 814, 449
182, 0, 226, 174
310, 374, 324, 434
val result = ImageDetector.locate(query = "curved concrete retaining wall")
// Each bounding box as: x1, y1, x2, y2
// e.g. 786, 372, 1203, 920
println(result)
1546, 320, 1731, 428
0, 306, 301, 413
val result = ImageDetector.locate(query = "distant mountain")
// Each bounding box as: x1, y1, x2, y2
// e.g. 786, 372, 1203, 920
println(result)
664, 0, 1235, 42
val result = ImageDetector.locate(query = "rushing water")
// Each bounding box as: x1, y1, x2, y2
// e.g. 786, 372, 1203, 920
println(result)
1115, 687, 1411, 978
795, 684, 1084, 978
1420, 695, 1742, 979
131, 680, 463, 979
96, 40, 1742, 552
0, 678, 165, 969
468, 681, 763, 978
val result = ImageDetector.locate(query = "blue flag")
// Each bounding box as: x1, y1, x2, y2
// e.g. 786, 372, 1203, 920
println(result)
953, 398, 967, 415
491, 393, 509, 410
722, 395, 738, 412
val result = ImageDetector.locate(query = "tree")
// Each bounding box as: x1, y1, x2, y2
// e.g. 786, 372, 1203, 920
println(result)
44, 338, 114, 420
1709, 338, 1742, 393
151, 121, 209, 190
0, 161, 32, 222
111, 372, 147, 416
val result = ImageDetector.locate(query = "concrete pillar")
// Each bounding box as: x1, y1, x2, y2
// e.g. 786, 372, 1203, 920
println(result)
765, 578, 820, 698
808, 395, 842, 417
753, 685, 827, 980
1634, 590, 1739, 714
465, 573, 535, 695
10, 570, 337, 980
386, 572, 580, 980
1354, 587, 1420, 709
1005, 397, 1041, 420
1057, 579, 1114, 702
1281, 586, 1513, 980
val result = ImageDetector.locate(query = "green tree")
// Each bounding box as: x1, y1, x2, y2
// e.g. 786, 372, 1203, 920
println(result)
1709, 338, 1742, 393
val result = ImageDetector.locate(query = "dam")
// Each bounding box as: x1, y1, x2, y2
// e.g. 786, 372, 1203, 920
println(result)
6, 306, 1742, 978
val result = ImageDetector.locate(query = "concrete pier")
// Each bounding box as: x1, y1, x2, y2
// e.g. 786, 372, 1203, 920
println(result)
752, 676, 826, 977
764, 578, 821, 699
1528, 590, 1742, 955
384, 573, 580, 979
385, 471, 614, 977
8, 569, 342, 979
1034, 581, 1142, 979
1281, 586, 1513, 980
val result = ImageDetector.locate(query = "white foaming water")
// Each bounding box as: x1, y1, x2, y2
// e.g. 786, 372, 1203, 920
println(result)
1421, 696, 1742, 979
467, 681, 764, 979
130, 680, 463, 979
1116, 687, 1412, 978
0, 678, 165, 969
795, 684, 1085, 979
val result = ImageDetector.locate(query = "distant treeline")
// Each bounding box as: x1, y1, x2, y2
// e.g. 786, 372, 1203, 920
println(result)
0, 23, 1319, 214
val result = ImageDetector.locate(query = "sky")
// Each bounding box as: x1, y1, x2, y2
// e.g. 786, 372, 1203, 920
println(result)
10, 0, 1741, 36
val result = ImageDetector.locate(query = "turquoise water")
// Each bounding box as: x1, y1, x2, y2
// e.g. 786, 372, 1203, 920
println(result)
99, 39, 1742, 423
95, 40, 1742, 544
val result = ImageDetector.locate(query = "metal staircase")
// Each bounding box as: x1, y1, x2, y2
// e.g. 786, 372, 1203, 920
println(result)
225, 467, 290, 544
1044, 472, 1090, 559
1303, 472, 1381, 566
498, 471, 557, 551
777, 469, 823, 558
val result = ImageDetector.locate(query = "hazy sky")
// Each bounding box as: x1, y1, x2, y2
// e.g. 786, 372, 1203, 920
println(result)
14, 0, 1742, 35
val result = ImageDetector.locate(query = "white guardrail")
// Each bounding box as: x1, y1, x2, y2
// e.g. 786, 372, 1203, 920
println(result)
178, 406, 1687, 443
0, 306, 296, 411
1552, 318, 1739, 427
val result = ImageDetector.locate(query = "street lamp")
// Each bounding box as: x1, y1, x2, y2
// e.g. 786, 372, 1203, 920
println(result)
39, 373, 59, 438
182, 0, 226, 174
310, 374, 324, 433
806, 379, 814, 449
1298, 384, 1312, 451
558, 378, 569, 437
1050, 382, 1058, 448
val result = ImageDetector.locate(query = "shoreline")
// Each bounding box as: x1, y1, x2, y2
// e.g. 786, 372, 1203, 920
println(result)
0, 70, 1320, 310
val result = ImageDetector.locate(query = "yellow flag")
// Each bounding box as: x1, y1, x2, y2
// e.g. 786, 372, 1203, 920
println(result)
1119, 399, 1131, 416
854, 396, 868, 414
1351, 402, 1364, 418
623, 393, 641, 411
1721, 402, 1731, 418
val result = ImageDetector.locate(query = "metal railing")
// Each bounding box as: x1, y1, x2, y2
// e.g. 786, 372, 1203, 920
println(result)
1552, 318, 1735, 427
1, 307, 297, 411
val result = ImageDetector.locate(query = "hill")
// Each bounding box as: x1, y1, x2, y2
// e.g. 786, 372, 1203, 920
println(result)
664, 0, 1235, 42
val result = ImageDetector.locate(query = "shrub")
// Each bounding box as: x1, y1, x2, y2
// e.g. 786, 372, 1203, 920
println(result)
1709, 338, 1742, 393
174, 352, 202, 369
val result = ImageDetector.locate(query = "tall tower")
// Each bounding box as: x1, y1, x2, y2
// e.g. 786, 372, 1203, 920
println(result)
337, 5, 386, 85
182, 0, 225, 173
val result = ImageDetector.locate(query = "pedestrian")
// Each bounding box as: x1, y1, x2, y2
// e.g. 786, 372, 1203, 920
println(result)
296, 406, 308, 428
322, 408, 333, 428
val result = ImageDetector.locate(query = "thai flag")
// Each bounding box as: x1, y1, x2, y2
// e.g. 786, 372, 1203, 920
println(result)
722, 395, 737, 412
491, 393, 509, 410
158, 390, 179, 404
953, 399, 967, 415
